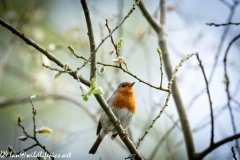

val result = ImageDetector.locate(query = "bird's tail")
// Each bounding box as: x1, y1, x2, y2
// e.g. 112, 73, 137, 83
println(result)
89, 136, 103, 154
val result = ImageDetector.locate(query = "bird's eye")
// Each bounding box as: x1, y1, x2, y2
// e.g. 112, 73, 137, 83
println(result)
121, 83, 125, 87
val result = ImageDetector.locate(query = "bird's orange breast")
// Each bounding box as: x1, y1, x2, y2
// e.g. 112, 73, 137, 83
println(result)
112, 88, 136, 114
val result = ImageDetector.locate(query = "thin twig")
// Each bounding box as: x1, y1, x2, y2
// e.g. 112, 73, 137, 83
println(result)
136, 53, 197, 149
105, 19, 129, 71
232, 146, 237, 160
195, 54, 214, 146
29, 99, 37, 138
41, 63, 73, 73
206, 22, 240, 27
159, 54, 163, 88
97, 62, 170, 92
71, 52, 88, 61
223, 33, 240, 151
105, 19, 119, 57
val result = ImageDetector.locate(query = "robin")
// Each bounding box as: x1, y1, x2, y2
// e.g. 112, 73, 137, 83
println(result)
89, 82, 136, 154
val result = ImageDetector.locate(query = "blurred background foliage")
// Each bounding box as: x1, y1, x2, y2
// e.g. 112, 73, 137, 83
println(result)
0, 0, 240, 160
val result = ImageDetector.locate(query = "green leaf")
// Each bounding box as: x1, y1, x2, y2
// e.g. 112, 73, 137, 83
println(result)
91, 89, 103, 95
90, 78, 97, 89
117, 38, 123, 49
68, 44, 75, 54
157, 47, 162, 59
17, 115, 22, 124
83, 95, 88, 102
223, 75, 229, 85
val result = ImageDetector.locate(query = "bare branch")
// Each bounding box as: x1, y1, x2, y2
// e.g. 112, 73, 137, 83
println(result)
97, 62, 170, 92
232, 146, 237, 160
206, 22, 240, 27
223, 33, 240, 151
81, 0, 96, 80
0, 19, 91, 86
159, 53, 163, 88
194, 133, 240, 160
195, 54, 214, 146
104, 19, 128, 70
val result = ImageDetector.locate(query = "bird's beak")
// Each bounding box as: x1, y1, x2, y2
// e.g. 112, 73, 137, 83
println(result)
131, 82, 135, 87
